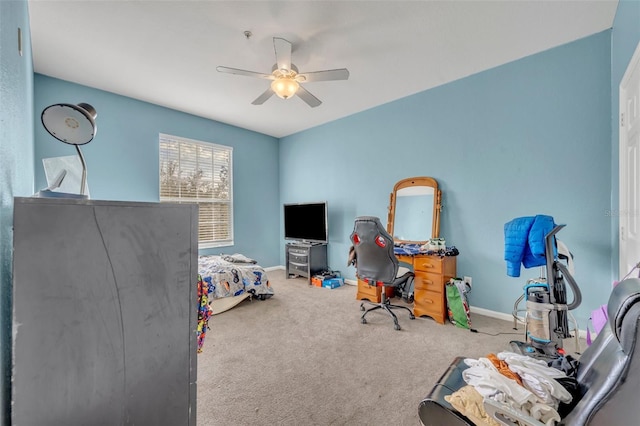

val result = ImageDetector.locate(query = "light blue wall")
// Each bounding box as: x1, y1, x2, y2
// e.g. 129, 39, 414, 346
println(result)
610, 0, 640, 277
0, 0, 34, 423
280, 31, 612, 328
0, 0, 632, 421
34, 75, 282, 266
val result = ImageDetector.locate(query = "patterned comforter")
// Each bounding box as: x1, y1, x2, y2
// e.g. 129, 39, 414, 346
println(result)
198, 255, 274, 300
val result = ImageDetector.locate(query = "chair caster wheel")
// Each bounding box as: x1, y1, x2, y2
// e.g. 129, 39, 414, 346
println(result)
394, 324, 401, 331
410, 314, 416, 320
361, 318, 367, 324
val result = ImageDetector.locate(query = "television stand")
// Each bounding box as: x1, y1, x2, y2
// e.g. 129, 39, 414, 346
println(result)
285, 242, 328, 284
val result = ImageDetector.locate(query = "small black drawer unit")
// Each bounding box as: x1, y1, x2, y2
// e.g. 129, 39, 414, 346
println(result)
286, 242, 328, 283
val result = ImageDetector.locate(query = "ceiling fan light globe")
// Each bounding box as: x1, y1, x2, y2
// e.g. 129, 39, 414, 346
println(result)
271, 78, 299, 100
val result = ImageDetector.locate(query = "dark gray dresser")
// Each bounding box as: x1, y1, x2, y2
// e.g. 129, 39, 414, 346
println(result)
12, 197, 198, 425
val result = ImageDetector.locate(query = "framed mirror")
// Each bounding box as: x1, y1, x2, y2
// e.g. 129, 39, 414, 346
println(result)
387, 176, 441, 243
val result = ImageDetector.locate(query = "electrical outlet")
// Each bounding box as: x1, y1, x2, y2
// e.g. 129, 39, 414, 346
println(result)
464, 276, 472, 287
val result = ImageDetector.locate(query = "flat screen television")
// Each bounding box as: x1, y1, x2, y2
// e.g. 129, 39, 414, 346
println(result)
284, 202, 328, 243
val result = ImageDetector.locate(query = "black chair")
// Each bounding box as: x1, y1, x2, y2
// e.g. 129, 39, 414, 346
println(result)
418, 277, 640, 425
349, 216, 415, 330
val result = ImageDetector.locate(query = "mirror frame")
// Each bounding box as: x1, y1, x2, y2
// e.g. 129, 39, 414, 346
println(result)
387, 176, 441, 243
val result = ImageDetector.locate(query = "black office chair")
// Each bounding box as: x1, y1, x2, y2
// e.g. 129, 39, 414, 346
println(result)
418, 277, 640, 425
349, 216, 415, 330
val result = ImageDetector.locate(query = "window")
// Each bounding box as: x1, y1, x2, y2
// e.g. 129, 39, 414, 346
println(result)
159, 133, 233, 248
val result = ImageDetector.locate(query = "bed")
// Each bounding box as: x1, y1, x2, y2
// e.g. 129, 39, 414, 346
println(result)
197, 254, 274, 351
199, 253, 273, 300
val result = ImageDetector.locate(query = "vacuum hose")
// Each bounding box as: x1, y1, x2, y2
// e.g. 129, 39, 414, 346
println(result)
555, 261, 582, 310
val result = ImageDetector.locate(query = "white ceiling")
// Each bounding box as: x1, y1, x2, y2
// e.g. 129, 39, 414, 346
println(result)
28, 0, 618, 138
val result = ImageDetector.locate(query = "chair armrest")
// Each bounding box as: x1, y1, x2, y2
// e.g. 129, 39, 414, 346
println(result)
483, 398, 546, 426
418, 357, 473, 426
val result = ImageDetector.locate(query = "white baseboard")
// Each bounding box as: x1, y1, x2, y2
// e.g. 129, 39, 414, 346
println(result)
470, 306, 515, 323
470, 306, 588, 340
267, 269, 591, 340
265, 265, 285, 272
268, 265, 358, 285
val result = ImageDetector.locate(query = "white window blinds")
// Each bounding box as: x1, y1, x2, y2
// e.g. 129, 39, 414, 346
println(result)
159, 133, 233, 248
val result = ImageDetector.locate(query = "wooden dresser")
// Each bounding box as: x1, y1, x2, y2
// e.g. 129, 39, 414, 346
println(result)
356, 253, 457, 324
401, 254, 457, 324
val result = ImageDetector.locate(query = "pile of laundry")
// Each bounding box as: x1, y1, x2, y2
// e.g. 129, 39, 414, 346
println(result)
445, 352, 578, 426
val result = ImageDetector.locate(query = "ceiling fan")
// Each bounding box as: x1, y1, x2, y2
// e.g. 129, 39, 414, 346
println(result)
216, 37, 349, 108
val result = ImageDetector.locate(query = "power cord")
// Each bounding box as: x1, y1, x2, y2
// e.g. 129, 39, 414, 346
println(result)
470, 328, 524, 337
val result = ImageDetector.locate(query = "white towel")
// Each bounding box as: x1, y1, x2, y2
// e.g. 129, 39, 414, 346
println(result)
463, 358, 536, 408
462, 356, 562, 425
498, 351, 572, 407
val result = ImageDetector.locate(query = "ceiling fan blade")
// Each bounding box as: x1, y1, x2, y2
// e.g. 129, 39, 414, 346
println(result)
216, 66, 274, 80
251, 88, 274, 105
273, 37, 292, 73
297, 68, 350, 83
296, 85, 322, 108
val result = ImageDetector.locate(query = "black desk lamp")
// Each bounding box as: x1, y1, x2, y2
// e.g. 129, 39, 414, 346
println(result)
41, 103, 97, 196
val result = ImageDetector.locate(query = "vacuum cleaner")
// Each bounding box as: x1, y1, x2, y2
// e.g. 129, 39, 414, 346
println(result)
510, 224, 582, 359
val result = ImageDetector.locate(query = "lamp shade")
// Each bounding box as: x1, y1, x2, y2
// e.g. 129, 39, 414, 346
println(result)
41, 103, 97, 145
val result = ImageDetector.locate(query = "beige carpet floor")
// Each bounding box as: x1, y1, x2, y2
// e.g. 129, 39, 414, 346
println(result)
196, 269, 582, 426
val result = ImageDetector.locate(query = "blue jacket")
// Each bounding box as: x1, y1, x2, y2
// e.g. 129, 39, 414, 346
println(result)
504, 215, 555, 277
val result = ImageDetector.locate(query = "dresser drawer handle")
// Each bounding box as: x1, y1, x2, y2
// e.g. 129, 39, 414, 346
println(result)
424, 299, 433, 304
424, 280, 434, 285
